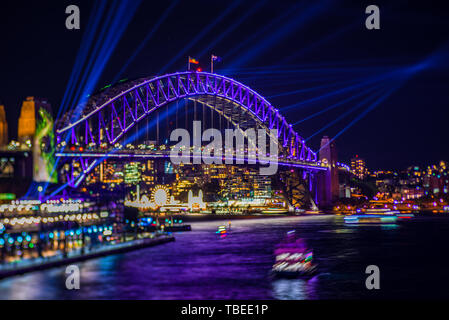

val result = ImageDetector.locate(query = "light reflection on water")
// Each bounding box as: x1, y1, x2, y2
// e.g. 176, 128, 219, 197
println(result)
0, 215, 448, 299
271, 276, 319, 300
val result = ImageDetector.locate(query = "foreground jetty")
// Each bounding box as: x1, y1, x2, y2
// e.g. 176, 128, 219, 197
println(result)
0, 235, 175, 279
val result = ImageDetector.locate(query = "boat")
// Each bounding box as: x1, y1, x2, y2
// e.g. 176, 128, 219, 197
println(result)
344, 207, 400, 224
271, 231, 317, 278
365, 208, 398, 215
262, 208, 289, 214
396, 213, 414, 219
344, 214, 397, 224
216, 224, 230, 238
304, 209, 324, 215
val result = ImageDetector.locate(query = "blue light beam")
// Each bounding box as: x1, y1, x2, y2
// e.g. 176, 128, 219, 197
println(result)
159, 0, 241, 74
112, 0, 180, 83
306, 84, 390, 142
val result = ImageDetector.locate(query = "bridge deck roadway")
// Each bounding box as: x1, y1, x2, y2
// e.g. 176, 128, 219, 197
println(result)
55, 151, 328, 172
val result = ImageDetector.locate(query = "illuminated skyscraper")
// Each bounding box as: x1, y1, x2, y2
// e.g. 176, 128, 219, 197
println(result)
0, 104, 8, 147
100, 160, 124, 184
254, 175, 271, 198
18, 97, 52, 142
351, 155, 368, 179
124, 162, 141, 185
17, 97, 56, 182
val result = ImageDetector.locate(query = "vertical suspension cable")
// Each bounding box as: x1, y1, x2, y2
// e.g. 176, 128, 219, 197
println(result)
166, 103, 169, 143
185, 99, 188, 129
176, 100, 178, 129
156, 110, 159, 145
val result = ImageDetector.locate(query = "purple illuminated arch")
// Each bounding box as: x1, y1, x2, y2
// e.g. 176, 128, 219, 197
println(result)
56, 71, 319, 187
58, 71, 316, 161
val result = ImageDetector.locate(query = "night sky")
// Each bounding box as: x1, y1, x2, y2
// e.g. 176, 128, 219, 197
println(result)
1, 0, 448, 170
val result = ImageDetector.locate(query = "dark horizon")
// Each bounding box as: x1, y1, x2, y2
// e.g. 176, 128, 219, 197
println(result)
1, 0, 449, 171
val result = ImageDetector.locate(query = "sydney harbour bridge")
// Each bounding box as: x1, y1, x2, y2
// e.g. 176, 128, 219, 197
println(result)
55, 71, 335, 210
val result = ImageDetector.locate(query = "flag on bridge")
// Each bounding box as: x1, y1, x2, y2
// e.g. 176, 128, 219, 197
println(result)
188, 56, 199, 71
211, 54, 221, 73
188, 56, 199, 64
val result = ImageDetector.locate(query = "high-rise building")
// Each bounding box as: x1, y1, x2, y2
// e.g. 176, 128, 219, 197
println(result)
17, 97, 56, 183
100, 160, 124, 184
254, 175, 271, 198
351, 155, 368, 179
0, 104, 8, 147
18, 97, 52, 143
124, 162, 142, 185
141, 160, 156, 186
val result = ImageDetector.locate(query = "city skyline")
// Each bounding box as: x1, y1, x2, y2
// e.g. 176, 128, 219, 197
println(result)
0, 1, 448, 170
2, 0, 449, 303
1, 93, 448, 174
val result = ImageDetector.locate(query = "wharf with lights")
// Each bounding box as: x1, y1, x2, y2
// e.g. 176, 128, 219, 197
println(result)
0, 197, 176, 277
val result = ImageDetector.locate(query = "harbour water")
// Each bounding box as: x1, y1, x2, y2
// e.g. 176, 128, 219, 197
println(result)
0, 215, 448, 299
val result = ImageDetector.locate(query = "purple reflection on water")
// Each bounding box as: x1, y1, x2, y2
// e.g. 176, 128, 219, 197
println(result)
1, 216, 449, 299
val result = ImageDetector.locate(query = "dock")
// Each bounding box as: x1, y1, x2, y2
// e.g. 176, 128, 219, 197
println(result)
0, 235, 175, 279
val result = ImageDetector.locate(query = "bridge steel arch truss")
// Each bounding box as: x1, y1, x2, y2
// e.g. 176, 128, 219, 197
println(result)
56, 71, 320, 187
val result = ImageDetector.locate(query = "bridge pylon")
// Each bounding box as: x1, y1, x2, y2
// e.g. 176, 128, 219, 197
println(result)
316, 136, 339, 207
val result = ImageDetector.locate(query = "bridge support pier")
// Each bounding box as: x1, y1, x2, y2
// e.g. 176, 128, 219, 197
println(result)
316, 136, 339, 208
278, 168, 319, 211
